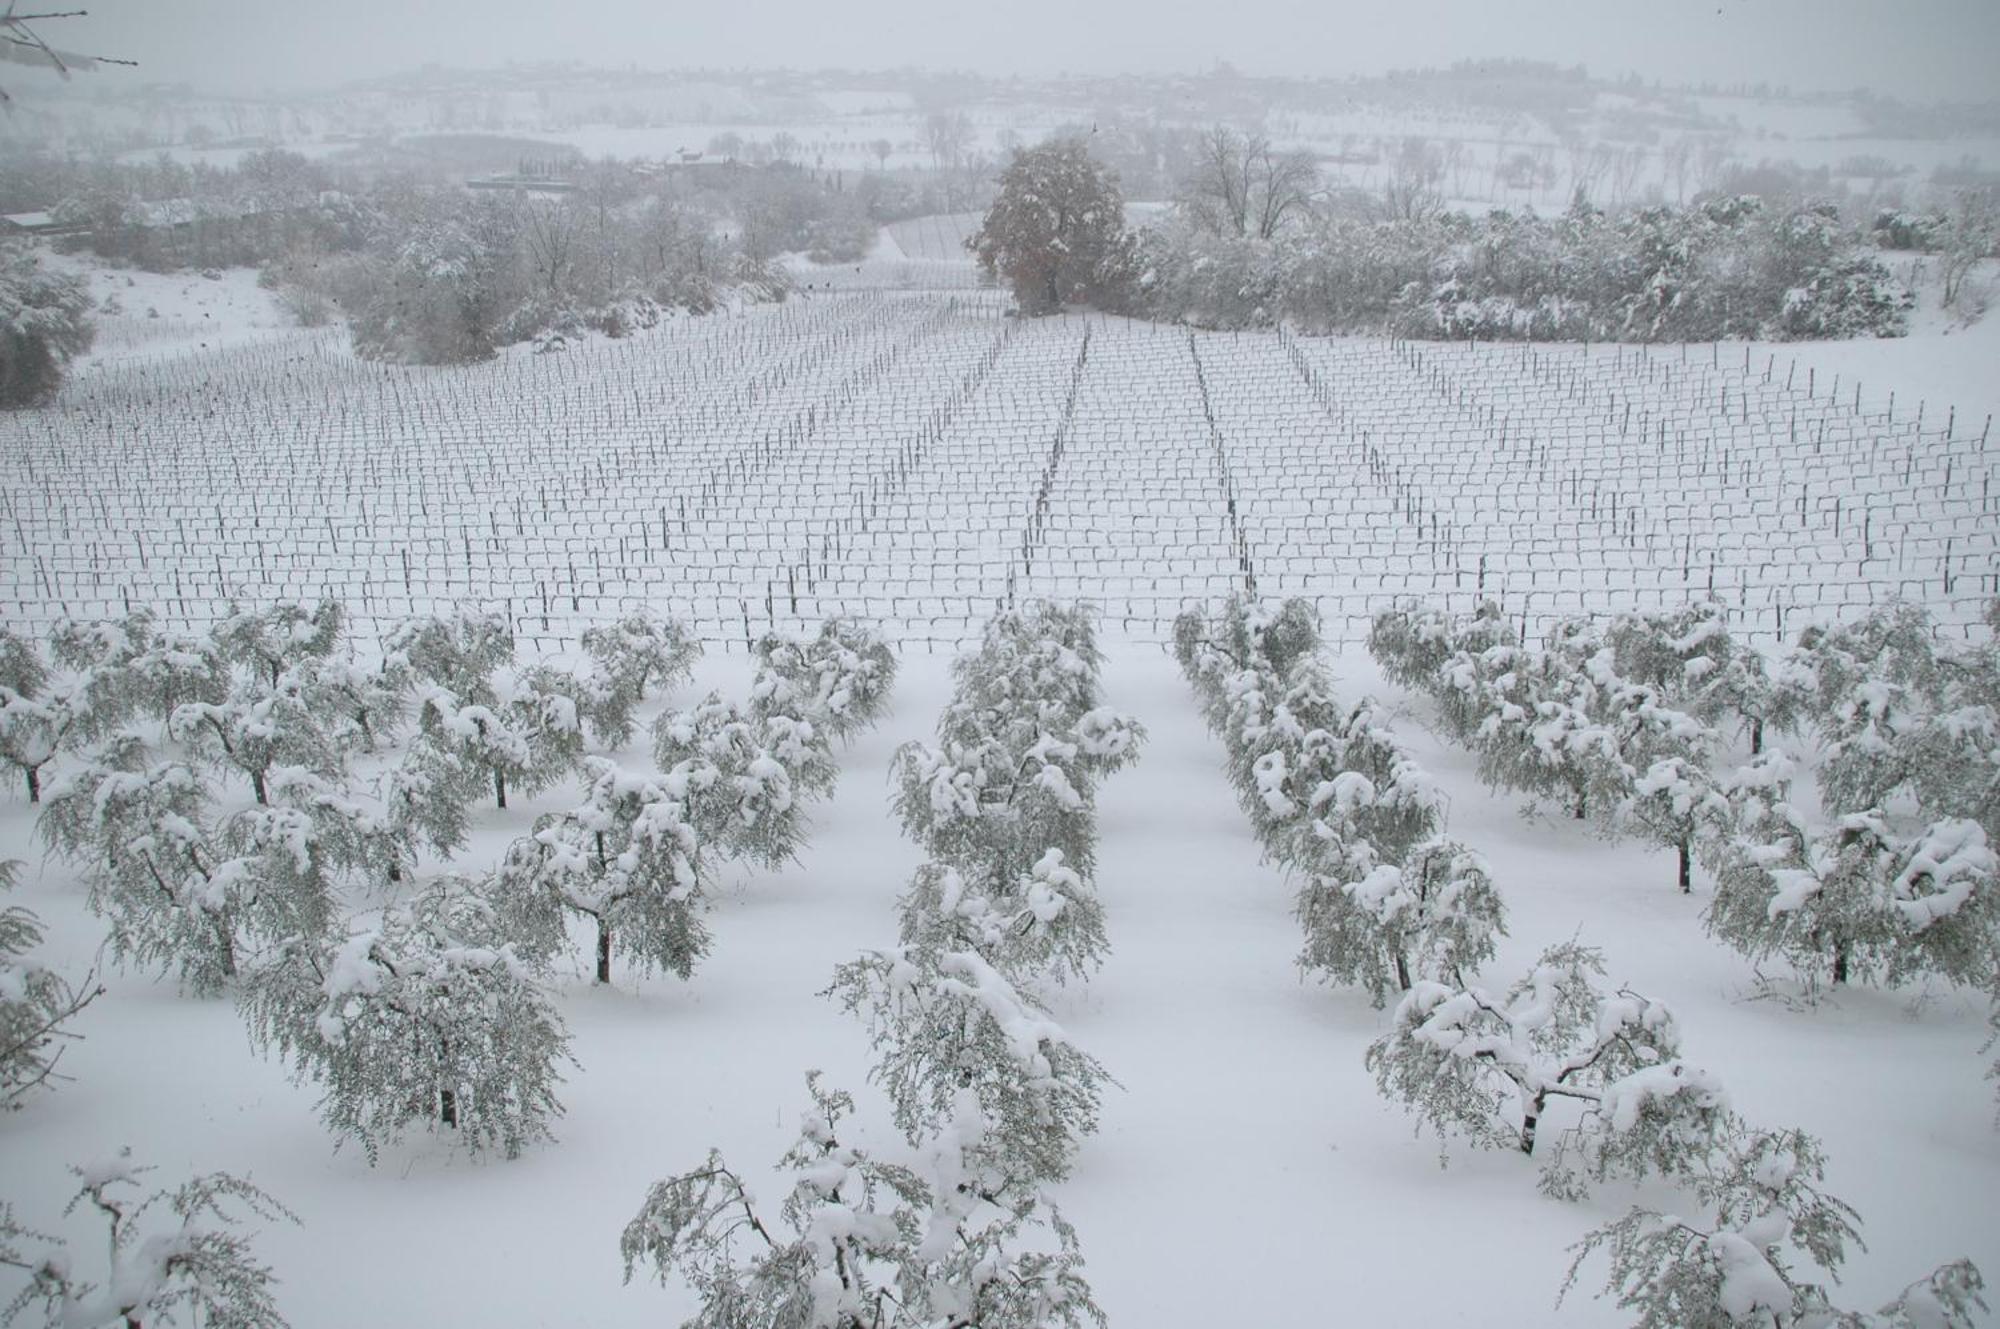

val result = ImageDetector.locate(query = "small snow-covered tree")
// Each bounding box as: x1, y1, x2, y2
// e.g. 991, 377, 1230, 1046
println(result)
41, 749, 340, 996
210, 600, 343, 689
240, 875, 572, 1162
409, 670, 580, 812
1618, 756, 1733, 895
750, 617, 897, 742
897, 850, 1107, 987
1562, 1126, 1987, 1328
1706, 806, 1998, 991
40, 751, 235, 993
124, 629, 229, 730
577, 613, 700, 748
296, 655, 407, 755
170, 672, 342, 806
490, 757, 707, 984
653, 693, 831, 869
0, 1151, 296, 1329
827, 945, 1108, 1191
1366, 941, 1730, 1197
264, 766, 418, 886
620, 1074, 1105, 1329
0, 673, 120, 805
622, 1072, 925, 1327
892, 701, 1141, 882
1297, 838, 1507, 1006
0, 860, 101, 1109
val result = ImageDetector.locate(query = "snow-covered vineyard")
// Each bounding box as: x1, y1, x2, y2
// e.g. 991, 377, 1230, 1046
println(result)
2, 290, 1992, 652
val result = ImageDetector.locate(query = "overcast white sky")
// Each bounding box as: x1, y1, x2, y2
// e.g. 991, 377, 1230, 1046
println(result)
58, 0, 2000, 103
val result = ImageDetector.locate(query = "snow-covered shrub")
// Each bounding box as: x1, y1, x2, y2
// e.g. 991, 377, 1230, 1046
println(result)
1297, 838, 1506, 1007
827, 945, 1108, 1191
40, 749, 331, 994
653, 693, 831, 869
0, 243, 94, 407
750, 616, 898, 742
896, 850, 1107, 988
490, 757, 707, 984
240, 875, 572, 1161
0, 860, 100, 1109
0, 1150, 296, 1329
118, 627, 230, 730
1562, 1127, 1986, 1328
1173, 594, 1322, 701
1366, 941, 1731, 1197
620, 1073, 1104, 1329
577, 612, 700, 748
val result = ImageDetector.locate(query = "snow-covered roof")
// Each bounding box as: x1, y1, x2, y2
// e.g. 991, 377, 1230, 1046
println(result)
2, 211, 57, 229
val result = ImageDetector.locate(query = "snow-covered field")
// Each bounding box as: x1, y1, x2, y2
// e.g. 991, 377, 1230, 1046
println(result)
1, 274, 1996, 1325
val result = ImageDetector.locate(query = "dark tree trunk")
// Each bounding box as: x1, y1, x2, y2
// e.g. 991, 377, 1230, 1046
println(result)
25, 766, 38, 803
596, 919, 612, 985
1750, 715, 1764, 756
440, 1086, 458, 1128
493, 767, 507, 810
250, 768, 268, 806
1520, 1092, 1545, 1154
1832, 940, 1850, 986
1678, 840, 1692, 895
1394, 949, 1412, 992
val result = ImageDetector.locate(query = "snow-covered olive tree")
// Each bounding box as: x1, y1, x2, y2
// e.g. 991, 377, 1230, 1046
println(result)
620, 1073, 1105, 1329
170, 672, 342, 806
408, 671, 581, 812
490, 757, 707, 984
1366, 940, 1731, 1198
0, 860, 101, 1109
1706, 804, 1998, 992
892, 702, 1131, 883
653, 693, 832, 869
240, 875, 572, 1161
827, 945, 1108, 1192
1562, 1126, 1986, 1329
896, 851, 1107, 988
1296, 837, 1507, 1007
1617, 755, 1733, 895
0, 663, 126, 805
0, 1150, 297, 1329
39, 749, 331, 995
750, 617, 897, 742
576, 613, 700, 748
210, 600, 344, 689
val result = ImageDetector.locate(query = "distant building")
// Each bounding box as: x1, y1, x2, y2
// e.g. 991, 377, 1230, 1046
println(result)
1, 210, 89, 239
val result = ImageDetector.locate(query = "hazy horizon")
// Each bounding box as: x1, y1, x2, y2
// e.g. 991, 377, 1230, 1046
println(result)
45, 0, 2000, 105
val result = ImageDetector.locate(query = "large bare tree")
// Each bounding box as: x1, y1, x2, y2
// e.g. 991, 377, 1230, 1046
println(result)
1178, 127, 1320, 240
